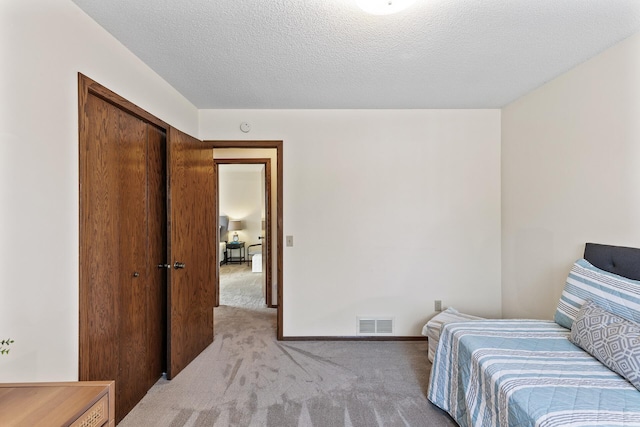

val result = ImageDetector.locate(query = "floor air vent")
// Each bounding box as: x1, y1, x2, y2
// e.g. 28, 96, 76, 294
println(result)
357, 317, 394, 335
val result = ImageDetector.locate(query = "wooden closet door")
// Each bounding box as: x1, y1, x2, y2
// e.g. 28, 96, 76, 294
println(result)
80, 92, 161, 423
115, 108, 149, 418
166, 127, 215, 379
80, 94, 121, 387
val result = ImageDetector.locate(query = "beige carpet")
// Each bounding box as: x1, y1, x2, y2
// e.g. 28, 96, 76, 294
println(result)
218, 263, 266, 309
118, 265, 456, 426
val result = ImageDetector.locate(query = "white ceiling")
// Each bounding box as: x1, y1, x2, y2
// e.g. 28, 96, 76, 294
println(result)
72, 0, 640, 109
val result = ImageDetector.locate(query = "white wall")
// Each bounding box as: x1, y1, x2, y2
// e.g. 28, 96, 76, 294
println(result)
502, 32, 640, 319
0, 0, 199, 381
219, 167, 264, 245
201, 110, 502, 336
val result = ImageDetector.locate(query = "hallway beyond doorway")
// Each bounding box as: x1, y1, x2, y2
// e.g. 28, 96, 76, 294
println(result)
219, 263, 266, 309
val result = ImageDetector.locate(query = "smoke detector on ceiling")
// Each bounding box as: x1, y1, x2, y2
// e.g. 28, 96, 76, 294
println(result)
356, 0, 416, 15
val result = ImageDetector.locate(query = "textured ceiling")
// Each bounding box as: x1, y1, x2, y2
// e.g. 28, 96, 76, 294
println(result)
72, 0, 640, 109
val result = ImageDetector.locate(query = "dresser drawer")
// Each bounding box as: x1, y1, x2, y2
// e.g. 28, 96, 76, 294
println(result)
71, 393, 109, 427
0, 381, 114, 427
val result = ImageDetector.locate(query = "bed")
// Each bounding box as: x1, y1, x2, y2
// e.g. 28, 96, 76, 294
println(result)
428, 243, 640, 427
219, 241, 226, 265
219, 216, 228, 264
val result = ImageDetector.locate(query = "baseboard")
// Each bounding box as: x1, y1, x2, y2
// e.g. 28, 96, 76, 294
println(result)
281, 336, 425, 341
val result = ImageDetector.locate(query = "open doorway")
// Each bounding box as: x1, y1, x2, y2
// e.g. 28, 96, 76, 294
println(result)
217, 161, 270, 308
210, 142, 283, 339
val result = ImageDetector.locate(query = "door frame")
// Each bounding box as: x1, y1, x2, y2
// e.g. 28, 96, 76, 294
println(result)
215, 158, 272, 308
207, 141, 284, 340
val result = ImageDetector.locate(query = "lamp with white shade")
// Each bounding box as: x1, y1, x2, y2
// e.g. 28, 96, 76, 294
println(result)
227, 220, 244, 242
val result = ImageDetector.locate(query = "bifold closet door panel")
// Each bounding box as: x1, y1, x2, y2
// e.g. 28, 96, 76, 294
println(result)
166, 127, 215, 380
80, 94, 122, 384
116, 109, 150, 418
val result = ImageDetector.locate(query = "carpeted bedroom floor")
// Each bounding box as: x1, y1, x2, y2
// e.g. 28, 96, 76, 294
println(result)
118, 264, 456, 426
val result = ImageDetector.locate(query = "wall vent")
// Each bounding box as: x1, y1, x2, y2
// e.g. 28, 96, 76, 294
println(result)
357, 317, 394, 335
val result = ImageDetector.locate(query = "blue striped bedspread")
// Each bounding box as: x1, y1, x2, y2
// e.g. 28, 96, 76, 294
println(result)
427, 320, 640, 427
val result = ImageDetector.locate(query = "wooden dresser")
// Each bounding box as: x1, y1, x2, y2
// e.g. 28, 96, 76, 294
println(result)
0, 381, 114, 427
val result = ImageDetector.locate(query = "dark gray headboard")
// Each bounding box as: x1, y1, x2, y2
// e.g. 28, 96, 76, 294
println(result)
584, 242, 640, 281
219, 216, 229, 243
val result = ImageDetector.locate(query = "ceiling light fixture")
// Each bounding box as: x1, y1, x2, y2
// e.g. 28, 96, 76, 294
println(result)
356, 0, 416, 15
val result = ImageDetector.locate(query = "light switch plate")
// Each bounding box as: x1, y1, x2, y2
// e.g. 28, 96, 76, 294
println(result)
286, 235, 293, 247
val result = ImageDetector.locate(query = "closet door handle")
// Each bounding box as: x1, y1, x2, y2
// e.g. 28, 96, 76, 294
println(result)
158, 264, 171, 269
173, 261, 186, 269
133, 272, 140, 278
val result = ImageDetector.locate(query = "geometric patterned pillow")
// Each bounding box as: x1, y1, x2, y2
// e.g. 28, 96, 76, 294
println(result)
569, 299, 640, 391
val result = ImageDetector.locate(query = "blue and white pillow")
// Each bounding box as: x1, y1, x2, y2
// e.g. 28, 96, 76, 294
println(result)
554, 258, 640, 329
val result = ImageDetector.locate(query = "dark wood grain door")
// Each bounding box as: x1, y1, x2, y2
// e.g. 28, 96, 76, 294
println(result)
80, 93, 122, 390
80, 89, 166, 423
166, 127, 215, 379
116, 108, 150, 417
